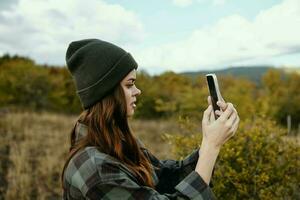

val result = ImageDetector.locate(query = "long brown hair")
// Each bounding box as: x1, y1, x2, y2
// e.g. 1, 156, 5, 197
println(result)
61, 84, 154, 188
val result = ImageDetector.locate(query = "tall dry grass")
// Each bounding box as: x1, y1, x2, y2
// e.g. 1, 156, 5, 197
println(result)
0, 111, 181, 199
1, 111, 75, 199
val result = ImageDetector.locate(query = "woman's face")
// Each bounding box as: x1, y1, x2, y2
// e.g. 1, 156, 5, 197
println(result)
121, 69, 141, 117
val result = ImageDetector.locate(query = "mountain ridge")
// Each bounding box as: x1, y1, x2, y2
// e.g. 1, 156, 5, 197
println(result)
180, 66, 300, 83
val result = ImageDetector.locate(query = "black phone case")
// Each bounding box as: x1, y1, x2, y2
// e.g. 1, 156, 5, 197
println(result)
206, 75, 220, 118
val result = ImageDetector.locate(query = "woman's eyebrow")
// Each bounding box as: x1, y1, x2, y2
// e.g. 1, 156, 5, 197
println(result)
127, 78, 136, 82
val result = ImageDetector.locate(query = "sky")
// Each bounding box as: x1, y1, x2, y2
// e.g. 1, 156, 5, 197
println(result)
0, 0, 299, 75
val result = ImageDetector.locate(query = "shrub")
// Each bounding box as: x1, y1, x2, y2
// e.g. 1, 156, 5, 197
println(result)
165, 116, 300, 199
0, 59, 51, 110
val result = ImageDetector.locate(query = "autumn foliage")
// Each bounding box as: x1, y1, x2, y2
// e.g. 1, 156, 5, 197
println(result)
165, 117, 300, 199
0, 54, 299, 199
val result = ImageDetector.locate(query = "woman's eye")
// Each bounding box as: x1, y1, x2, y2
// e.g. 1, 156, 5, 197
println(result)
127, 84, 134, 88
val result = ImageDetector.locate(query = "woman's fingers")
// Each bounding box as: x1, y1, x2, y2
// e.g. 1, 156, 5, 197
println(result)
215, 110, 222, 116
222, 116, 239, 144
229, 115, 240, 134
217, 100, 227, 111
207, 96, 212, 106
217, 103, 234, 122
210, 108, 215, 121
202, 105, 213, 125
207, 96, 216, 121
225, 111, 237, 129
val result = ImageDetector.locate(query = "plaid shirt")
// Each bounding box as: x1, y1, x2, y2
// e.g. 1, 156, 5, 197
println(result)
63, 122, 216, 200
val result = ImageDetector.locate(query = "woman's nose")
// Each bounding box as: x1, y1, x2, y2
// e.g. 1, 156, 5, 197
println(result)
135, 87, 141, 96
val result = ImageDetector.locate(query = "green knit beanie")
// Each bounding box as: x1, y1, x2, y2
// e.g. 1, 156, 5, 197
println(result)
66, 39, 138, 109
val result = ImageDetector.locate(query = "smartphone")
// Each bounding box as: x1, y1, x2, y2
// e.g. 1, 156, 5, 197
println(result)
206, 73, 223, 119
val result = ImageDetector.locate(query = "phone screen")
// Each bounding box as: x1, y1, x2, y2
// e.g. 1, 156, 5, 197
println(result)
206, 75, 220, 116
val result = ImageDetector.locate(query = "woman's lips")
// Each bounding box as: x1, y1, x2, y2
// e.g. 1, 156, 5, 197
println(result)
131, 102, 136, 108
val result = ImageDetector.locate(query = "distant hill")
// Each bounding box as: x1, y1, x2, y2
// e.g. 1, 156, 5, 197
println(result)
281, 67, 300, 75
181, 66, 275, 83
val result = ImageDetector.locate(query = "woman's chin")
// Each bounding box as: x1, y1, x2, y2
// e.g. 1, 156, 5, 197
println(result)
127, 110, 135, 118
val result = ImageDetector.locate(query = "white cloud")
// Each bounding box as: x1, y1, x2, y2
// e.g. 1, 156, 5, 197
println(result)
212, 0, 226, 6
1, 0, 299, 74
172, 0, 227, 7
135, 0, 300, 74
0, 0, 145, 65
172, 0, 193, 7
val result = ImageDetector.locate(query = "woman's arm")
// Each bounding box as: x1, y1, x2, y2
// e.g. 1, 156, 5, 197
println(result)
196, 98, 240, 184
84, 169, 216, 200
64, 148, 216, 200
142, 147, 201, 194
195, 143, 219, 185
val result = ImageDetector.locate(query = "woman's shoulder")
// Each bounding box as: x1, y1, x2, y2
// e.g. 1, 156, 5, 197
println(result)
67, 147, 112, 169
63, 147, 139, 197
64, 147, 137, 190
78, 146, 117, 164
66, 146, 125, 174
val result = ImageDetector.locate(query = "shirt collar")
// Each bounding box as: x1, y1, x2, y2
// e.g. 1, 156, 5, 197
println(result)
75, 122, 88, 142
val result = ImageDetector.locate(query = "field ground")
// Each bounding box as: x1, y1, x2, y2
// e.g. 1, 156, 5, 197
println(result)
0, 111, 185, 199
0, 111, 299, 199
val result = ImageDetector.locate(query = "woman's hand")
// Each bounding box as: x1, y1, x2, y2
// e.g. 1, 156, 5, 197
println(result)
195, 97, 239, 185
201, 96, 240, 150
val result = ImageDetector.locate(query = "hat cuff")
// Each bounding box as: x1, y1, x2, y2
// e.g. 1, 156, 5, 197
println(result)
78, 53, 138, 109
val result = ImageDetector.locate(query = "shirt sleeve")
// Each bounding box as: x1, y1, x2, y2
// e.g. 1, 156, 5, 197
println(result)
85, 170, 216, 200
141, 148, 201, 193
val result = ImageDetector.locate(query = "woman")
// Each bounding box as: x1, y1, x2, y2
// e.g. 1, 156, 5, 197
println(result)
62, 39, 239, 200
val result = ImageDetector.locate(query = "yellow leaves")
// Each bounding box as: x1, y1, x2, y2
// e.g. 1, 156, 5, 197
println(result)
155, 98, 177, 113
261, 173, 270, 183
2, 55, 300, 129
167, 116, 300, 199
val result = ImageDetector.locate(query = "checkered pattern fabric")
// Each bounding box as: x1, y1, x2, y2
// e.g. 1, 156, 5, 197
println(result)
62, 122, 216, 200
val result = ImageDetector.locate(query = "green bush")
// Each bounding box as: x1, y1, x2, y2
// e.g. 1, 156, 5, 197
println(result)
0, 56, 82, 114
165, 117, 300, 199
0, 59, 51, 109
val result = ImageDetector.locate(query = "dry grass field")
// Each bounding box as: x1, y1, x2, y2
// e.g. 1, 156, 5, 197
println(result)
0, 111, 299, 199
0, 111, 184, 200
